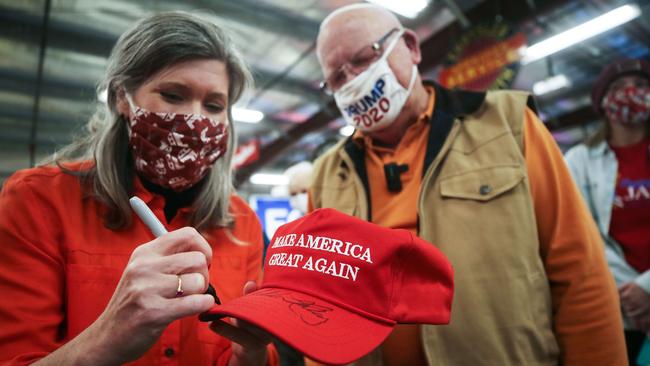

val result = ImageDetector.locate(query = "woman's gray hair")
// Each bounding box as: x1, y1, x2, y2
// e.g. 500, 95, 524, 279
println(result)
51, 11, 253, 231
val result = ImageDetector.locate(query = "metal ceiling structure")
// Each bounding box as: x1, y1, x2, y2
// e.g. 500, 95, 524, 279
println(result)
1, 0, 649, 192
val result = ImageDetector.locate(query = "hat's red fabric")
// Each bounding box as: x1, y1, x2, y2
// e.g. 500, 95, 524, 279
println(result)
200, 208, 454, 365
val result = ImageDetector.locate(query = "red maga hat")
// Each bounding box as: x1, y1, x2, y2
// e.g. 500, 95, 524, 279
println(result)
200, 208, 454, 365
591, 58, 650, 114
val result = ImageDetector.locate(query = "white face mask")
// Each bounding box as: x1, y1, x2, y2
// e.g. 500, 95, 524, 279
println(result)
333, 29, 418, 133
289, 193, 309, 215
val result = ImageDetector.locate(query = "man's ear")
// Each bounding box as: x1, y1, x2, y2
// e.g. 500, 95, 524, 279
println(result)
402, 29, 421, 65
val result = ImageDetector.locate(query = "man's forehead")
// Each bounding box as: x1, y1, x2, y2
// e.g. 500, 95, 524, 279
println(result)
320, 6, 398, 39
319, 4, 399, 30
317, 12, 397, 64
320, 20, 377, 46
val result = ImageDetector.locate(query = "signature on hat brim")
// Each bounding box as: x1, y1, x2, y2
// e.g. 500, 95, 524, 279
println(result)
200, 287, 396, 365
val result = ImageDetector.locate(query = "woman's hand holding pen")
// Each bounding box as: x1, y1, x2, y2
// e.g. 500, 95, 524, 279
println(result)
34, 194, 271, 366
126, 197, 270, 365
86, 227, 216, 365
33, 226, 216, 366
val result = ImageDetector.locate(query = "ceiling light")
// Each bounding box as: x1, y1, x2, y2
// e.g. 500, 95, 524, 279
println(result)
522, 4, 641, 64
233, 107, 264, 123
366, 0, 429, 18
249, 173, 288, 186
339, 125, 355, 137
533, 74, 571, 95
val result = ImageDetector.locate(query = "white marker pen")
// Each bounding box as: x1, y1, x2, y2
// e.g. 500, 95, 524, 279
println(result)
129, 196, 168, 237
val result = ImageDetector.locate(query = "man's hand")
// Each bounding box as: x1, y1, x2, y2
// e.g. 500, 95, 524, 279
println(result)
620, 282, 650, 333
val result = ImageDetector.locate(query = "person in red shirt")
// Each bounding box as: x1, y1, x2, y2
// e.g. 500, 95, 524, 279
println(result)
566, 58, 650, 364
0, 12, 277, 366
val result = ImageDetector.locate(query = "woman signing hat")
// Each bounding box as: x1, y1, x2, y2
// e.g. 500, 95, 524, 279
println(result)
0, 12, 277, 366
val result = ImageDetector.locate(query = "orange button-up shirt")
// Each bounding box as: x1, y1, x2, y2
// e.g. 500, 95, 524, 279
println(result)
0, 164, 277, 366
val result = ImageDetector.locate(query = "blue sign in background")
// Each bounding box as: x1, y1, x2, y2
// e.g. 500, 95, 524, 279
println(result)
249, 195, 301, 240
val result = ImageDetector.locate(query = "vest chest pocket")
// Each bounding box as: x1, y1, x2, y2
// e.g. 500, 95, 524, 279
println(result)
439, 166, 525, 201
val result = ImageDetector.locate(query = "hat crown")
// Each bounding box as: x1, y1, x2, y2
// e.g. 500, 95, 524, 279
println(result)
202, 208, 454, 365
262, 208, 453, 325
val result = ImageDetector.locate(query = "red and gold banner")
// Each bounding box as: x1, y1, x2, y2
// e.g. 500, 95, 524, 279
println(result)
439, 23, 527, 91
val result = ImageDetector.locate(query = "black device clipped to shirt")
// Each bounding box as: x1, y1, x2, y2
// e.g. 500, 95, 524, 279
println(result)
384, 163, 409, 192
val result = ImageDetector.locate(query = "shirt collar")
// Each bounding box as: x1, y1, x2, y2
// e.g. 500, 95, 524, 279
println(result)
132, 175, 198, 215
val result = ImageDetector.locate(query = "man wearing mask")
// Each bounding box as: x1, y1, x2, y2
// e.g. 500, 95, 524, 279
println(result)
308, 4, 627, 366
566, 59, 650, 364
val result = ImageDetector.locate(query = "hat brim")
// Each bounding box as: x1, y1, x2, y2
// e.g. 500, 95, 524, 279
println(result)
199, 287, 395, 365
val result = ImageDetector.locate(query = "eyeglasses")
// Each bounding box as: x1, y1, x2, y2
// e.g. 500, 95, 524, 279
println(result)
319, 28, 401, 95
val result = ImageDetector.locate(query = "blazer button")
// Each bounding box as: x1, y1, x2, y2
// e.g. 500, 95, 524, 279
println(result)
479, 184, 492, 195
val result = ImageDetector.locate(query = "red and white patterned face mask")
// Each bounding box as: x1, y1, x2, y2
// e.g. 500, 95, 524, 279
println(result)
602, 86, 650, 126
125, 95, 229, 191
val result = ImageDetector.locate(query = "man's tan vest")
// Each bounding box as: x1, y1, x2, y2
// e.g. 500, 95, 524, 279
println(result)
310, 83, 560, 365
